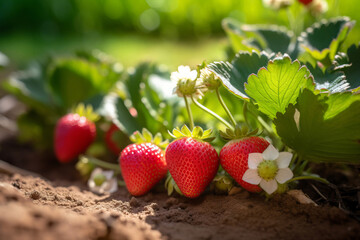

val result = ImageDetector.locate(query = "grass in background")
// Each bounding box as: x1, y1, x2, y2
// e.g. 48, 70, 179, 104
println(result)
0, 34, 226, 70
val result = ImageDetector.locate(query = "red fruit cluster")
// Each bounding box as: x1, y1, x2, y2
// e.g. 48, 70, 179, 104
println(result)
220, 137, 270, 192
119, 143, 167, 196
166, 137, 219, 198
54, 113, 96, 163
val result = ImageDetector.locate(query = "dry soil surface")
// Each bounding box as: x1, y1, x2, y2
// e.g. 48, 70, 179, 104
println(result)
0, 172, 359, 240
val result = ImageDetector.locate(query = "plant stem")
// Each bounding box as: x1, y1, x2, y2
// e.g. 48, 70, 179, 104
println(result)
89, 157, 121, 173
243, 101, 250, 128
191, 96, 233, 130
286, 176, 330, 185
184, 96, 194, 130
215, 88, 237, 127
257, 116, 273, 134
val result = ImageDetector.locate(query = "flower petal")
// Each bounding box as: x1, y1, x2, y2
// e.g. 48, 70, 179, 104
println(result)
259, 179, 278, 195
248, 153, 263, 169
242, 169, 262, 185
275, 168, 294, 184
102, 170, 114, 180
103, 178, 118, 193
262, 144, 279, 161
189, 70, 198, 80
276, 152, 293, 168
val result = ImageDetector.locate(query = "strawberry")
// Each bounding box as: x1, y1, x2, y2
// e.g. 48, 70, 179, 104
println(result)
166, 126, 219, 198
298, 0, 313, 5
219, 127, 270, 192
105, 124, 125, 155
54, 104, 99, 163
119, 129, 168, 196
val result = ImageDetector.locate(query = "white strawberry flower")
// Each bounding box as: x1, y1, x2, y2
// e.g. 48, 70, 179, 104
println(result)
242, 144, 294, 195
171, 65, 203, 99
88, 168, 118, 194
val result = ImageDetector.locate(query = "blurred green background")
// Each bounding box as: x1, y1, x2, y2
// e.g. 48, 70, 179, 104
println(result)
0, 0, 359, 69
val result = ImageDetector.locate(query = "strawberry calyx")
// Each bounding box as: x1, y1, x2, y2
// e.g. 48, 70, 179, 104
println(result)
165, 172, 183, 196
129, 128, 169, 149
168, 125, 215, 142
72, 103, 100, 122
220, 124, 260, 141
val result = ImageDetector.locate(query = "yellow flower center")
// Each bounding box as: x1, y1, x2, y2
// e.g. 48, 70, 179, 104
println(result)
257, 160, 278, 181
177, 79, 197, 96
93, 173, 107, 186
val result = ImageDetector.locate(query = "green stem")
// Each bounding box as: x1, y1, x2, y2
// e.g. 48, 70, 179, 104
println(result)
89, 157, 121, 173
243, 102, 250, 128
215, 88, 237, 127
286, 176, 330, 185
191, 96, 233, 130
184, 96, 194, 130
257, 116, 273, 134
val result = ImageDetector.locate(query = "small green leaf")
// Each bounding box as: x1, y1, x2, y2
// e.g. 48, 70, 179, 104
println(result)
202, 137, 216, 143
172, 128, 184, 138
153, 133, 162, 145
274, 89, 360, 163
208, 51, 271, 100
245, 55, 314, 119
192, 126, 204, 138
181, 125, 192, 137
202, 129, 213, 138
142, 128, 153, 142
299, 17, 355, 63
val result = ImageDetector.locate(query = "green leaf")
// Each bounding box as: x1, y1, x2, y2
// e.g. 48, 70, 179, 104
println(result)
306, 64, 349, 93
142, 128, 153, 142
298, 17, 355, 63
245, 55, 314, 119
274, 89, 360, 163
192, 126, 204, 138
341, 44, 360, 90
208, 51, 271, 100
102, 94, 142, 135
222, 18, 260, 53
240, 24, 293, 54
48, 57, 118, 108
181, 125, 192, 137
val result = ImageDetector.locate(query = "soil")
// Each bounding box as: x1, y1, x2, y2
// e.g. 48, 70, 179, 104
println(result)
0, 171, 359, 240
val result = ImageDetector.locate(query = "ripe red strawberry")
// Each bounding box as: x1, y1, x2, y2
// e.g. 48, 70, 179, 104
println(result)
298, 0, 313, 5
119, 129, 168, 196
54, 113, 96, 163
166, 126, 219, 198
54, 104, 99, 163
105, 124, 124, 155
220, 135, 270, 193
